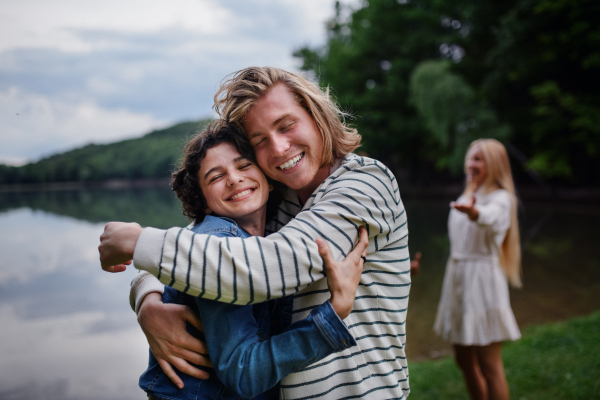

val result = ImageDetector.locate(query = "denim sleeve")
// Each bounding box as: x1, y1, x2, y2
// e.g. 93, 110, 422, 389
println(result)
197, 298, 356, 398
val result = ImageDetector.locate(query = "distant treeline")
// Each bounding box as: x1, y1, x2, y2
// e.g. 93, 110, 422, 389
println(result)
295, 0, 600, 187
0, 120, 210, 185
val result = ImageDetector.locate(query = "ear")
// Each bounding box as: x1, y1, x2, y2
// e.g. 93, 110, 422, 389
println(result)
204, 208, 212, 215
268, 184, 274, 192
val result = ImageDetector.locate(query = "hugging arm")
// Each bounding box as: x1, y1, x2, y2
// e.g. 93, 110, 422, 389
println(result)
140, 227, 367, 391
196, 228, 367, 398
132, 161, 397, 306
202, 300, 353, 398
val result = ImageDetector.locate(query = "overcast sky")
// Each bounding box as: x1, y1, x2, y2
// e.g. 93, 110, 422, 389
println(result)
0, 0, 357, 166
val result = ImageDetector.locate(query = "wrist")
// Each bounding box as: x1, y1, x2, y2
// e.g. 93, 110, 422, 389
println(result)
330, 294, 351, 320
138, 292, 163, 319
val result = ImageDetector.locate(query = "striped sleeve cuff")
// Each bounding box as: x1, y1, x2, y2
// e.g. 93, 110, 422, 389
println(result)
132, 227, 166, 275
311, 301, 357, 352
129, 271, 165, 313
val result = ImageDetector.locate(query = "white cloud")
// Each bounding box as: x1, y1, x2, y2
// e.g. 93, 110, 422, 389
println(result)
0, 0, 354, 162
0, 87, 167, 160
0, 0, 232, 53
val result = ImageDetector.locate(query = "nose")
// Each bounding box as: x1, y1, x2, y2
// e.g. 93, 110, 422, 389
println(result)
227, 171, 244, 187
270, 134, 290, 156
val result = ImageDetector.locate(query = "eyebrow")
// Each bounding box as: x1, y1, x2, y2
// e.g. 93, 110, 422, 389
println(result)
248, 113, 292, 140
202, 156, 248, 180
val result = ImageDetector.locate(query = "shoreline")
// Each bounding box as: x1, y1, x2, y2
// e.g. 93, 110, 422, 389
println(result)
2, 179, 599, 203
0, 178, 171, 193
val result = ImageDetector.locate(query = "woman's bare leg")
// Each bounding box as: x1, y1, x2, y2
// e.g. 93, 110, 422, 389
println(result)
476, 342, 509, 400
453, 344, 488, 400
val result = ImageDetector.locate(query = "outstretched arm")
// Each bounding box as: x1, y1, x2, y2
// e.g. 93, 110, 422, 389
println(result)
451, 191, 511, 232
451, 195, 479, 221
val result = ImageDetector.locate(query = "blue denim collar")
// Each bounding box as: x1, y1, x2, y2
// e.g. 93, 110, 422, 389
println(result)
191, 215, 252, 239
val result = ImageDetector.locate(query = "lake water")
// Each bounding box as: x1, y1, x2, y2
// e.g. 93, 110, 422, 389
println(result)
0, 187, 598, 399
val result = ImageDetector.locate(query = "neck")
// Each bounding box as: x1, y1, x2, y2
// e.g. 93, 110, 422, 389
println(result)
295, 165, 330, 205
233, 207, 267, 237
470, 181, 499, 195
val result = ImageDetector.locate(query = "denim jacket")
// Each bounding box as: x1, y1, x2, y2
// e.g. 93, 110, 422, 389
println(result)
139, 215, 356, 400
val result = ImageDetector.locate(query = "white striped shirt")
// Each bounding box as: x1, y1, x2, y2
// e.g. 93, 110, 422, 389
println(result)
132, 154, 411, 399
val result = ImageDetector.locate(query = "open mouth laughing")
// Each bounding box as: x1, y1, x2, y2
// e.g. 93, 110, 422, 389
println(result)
277, 153, 304, 170
228, 188, 255, 201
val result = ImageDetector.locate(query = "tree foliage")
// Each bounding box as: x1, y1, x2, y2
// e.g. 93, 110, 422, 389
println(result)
409, 60, 510, 174
295, 0, 600, 184
0, 120, 211, 185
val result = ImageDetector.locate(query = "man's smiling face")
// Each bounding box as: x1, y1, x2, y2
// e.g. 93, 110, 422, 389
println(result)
242, 83, 329, 200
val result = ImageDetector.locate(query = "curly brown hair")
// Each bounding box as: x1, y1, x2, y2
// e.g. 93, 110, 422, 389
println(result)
172, 120, 283, 225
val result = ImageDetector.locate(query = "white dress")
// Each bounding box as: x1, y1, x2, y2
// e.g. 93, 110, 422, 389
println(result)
434, 188, 521, 345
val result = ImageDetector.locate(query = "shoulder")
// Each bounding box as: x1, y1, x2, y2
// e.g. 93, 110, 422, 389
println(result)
331, 154, 396, 187
487, 189, 511, 203
190, 215, 249, 238
479, 189, 512, 211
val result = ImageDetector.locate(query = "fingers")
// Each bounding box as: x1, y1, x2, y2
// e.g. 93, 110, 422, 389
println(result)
316, 238, 335, 267
103, 264, 127, 273
354, 226, 369, 257
414, 252, 422, 262
171, 358, 210, 380
179, 333, 209, 356
183, 307, 204, 334
98, 222, 142, 270
158, 358, 184, 389
179, 347, 213, 368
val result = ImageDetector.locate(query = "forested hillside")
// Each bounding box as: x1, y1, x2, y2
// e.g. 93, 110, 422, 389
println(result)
0, 120, 210, 185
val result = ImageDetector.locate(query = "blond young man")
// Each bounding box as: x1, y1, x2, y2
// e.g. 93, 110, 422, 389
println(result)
100, 67, 412, 399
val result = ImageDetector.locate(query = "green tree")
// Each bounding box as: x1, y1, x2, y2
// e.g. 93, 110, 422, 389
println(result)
409, 60, 510, 173
295, 0, 464, 173
296, 0, 600, 185
485, 0, 600, 182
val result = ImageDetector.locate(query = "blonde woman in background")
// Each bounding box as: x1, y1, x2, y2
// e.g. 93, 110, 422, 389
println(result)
434, 139, 522, 400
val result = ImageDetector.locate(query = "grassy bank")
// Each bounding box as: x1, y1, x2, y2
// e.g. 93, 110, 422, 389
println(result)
408, 311, 600, 399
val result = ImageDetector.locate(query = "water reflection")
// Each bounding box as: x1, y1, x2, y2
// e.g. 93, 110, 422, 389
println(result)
0, 207, 149, 400
0, 187, 189, 229
0, 187, 599, 398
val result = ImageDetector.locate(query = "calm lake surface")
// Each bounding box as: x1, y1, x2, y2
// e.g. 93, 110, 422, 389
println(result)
0, 187, 598, 399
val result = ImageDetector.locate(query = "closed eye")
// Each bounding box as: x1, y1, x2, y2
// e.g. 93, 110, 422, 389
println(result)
280, 121, 296, 132
253, 137, 266, 148
209, 174, 223, 183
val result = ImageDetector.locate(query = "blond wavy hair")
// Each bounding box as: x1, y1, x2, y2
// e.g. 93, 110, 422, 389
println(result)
213, 67, 361, 166
463, 139, 522, 288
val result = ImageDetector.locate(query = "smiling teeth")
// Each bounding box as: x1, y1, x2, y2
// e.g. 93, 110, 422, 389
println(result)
230, 189, 253, 200
278, 154, 303, 170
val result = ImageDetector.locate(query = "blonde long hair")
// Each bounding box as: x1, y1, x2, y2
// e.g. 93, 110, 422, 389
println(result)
463, 139, 522, 288
213, 67, 361, 166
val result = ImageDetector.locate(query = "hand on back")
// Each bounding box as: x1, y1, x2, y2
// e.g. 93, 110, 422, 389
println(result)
317, 226, 368, 320
138, 293, 212, 388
